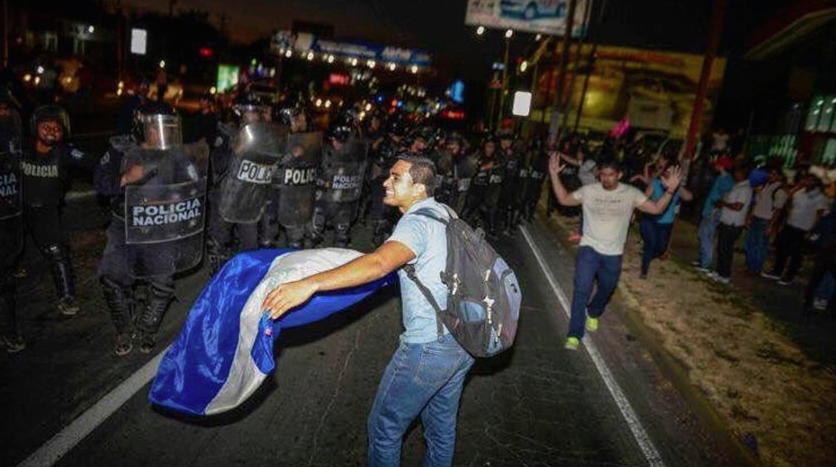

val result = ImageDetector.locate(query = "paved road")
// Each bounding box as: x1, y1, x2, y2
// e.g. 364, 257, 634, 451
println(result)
2, 197, 752, 466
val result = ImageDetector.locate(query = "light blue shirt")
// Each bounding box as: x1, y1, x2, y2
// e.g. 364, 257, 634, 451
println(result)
702, 173, 733, 217
651, 178, 680, 224
387, 197, 450, 344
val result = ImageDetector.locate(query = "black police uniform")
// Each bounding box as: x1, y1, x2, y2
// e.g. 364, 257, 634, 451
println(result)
22, 140, 96, 312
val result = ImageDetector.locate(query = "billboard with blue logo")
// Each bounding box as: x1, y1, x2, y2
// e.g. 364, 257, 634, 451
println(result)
465, 0, 590, 37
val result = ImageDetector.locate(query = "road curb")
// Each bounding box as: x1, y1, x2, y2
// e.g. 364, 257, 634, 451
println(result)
542, 211, 761, 467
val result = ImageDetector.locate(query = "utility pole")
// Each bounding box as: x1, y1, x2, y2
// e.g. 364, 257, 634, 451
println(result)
548, 0, 578, 142
561, 0, 592, 130
2, 0, 8, 68
683, 0, 728, 160
496, 29, 513, 129
573, 42, 598, 132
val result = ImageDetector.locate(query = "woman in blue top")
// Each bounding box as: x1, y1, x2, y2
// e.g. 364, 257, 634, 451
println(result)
640, 160, 693, 278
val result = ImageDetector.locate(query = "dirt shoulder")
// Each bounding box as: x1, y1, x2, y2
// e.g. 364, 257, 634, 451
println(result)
546, 213, 836, 467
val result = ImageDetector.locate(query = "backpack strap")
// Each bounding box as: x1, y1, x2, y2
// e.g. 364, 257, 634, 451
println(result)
402, 203, 457, 339
402, 264, 445, 339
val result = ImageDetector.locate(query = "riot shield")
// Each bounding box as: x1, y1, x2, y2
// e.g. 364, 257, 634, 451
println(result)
319, 138, 368, 204
218, 122, 286, 223
0, 111, 22, 221
123, 146, 207, 278
274, 131, 322, 227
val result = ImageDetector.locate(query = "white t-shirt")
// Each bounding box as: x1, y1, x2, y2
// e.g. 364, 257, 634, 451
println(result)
572, 183, 648, 256
751, 181, 787, 220
719, 180, 753, 227
787, 188, 829, 231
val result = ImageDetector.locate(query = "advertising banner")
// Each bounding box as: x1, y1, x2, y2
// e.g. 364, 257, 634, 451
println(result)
465, 0, 590, 37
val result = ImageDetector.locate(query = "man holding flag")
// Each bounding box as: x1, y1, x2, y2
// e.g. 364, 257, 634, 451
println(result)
263, 155, 472, 467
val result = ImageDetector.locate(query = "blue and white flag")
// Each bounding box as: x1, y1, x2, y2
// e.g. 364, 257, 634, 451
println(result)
149, 248, 395, 416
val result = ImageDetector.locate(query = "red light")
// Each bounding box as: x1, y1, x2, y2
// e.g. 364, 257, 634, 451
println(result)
390, 99, 399, 107
441, 110, 466, 120
328, 73, 350, 86
199, 47, 213, 58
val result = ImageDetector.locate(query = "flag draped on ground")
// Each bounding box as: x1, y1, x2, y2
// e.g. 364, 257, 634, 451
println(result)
148, 248, 395, 416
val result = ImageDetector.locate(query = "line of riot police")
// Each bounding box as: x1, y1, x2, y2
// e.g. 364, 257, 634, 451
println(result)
0, 88, 551, 356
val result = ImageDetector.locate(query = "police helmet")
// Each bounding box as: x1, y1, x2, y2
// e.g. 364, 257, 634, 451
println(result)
328, 111, 355, 143
132, 101, 180, 149
233, 93, 269, 125
31, 105, 71, 138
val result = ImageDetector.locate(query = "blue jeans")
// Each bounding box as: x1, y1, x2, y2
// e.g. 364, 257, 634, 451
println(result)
568, 246, 623, 339
698, 210, 720, 269
367, 333, 474, 467
640, 219, 673, 275
744, 217, 769, 273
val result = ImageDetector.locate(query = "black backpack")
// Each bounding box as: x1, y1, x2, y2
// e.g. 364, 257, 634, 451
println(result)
403, 206, 522, 357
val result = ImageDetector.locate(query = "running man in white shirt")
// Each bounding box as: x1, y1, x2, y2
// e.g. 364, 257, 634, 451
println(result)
548, 154, 682, 350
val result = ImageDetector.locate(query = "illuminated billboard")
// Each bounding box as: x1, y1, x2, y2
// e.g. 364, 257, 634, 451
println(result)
465, 0, 590, 37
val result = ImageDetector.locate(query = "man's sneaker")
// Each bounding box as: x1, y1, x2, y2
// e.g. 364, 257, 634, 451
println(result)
564, 336, 580, 351
585, 316, 599, 332
760, 272, 780, 280
138, 333, 156, 354
1, 333, 26, 353
690, 260, 702, 267
813, 298, 828, 311
713, 275, 731, 285
777, 279, 791, 286
57, 297, 79, 316
114, 333, 133, 356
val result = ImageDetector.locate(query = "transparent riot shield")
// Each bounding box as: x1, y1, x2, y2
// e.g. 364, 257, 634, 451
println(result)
123, 146, 207, 278
0, 110, 22, 221
319, 138, 368, 204
218, 122, 286, 223
275, 131, 322, 227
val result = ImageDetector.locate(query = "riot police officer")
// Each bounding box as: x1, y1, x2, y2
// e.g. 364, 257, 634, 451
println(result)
464, 136, 504, 235
0, 93, 24, 352
518, 139, 548, 222
268, 128, 321, 249
206, 95, 274, 271
496, 129, 521, 235
97, 105, 207, 355
367, 116, 405, 245
309, 116, 368, 248
22, 105, 97, 316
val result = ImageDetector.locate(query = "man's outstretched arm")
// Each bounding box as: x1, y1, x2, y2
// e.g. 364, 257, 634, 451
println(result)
262, 241, 415, 319
548, 153, 582, 207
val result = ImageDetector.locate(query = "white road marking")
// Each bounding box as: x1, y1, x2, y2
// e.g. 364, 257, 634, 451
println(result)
520, 224, 666, 467
17, 347, 169, 467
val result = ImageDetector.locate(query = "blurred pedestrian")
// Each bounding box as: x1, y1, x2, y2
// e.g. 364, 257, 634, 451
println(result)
709, 165, 752, 284
744, 167, 787, 274
639, 160, 693, 278
692, 155, 733, 272
763, 172, 829, 285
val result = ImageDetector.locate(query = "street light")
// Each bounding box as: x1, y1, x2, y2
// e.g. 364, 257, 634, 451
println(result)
87, 25, 95, 34
505, 29, 513, 39
476, 26, 485, 35
367, 59, 376, 69
306, 51, 315, 61
284, 50, 292, 58
159, 60, 165, 68
410, 65, 418, 74
520, 61, 528, 73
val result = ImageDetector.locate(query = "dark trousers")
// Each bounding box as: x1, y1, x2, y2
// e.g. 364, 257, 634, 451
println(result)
0, 218, 22, 335
771, 225, 807, 281
716, 222, 743, 278
640, 219, 673, 276
569, 246, 622, 339
804, 249, 836, 314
